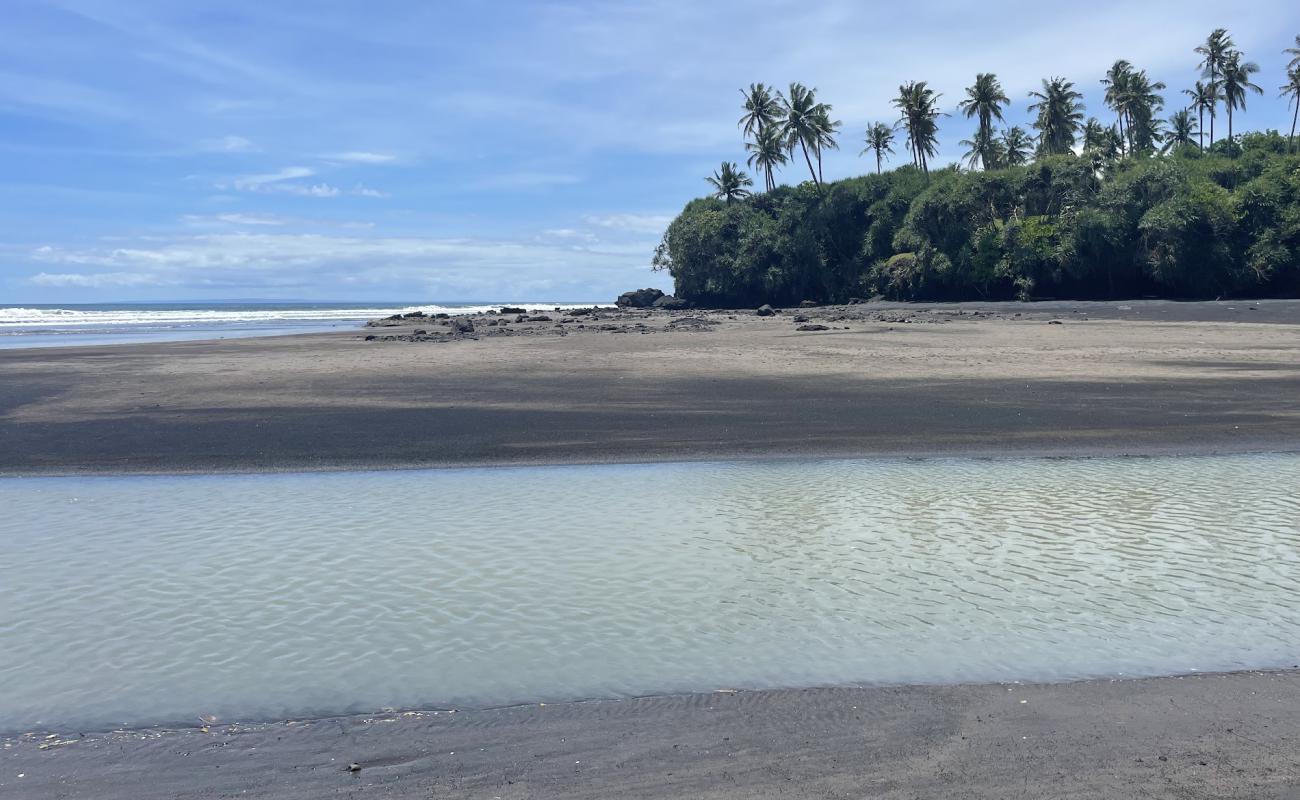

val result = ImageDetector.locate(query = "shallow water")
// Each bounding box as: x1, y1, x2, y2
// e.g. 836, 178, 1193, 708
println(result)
2, 454, 1298, 732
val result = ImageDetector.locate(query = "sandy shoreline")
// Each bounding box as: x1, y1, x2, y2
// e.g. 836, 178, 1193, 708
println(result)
5, 670, 1299, 799
2, 299, 1300, 475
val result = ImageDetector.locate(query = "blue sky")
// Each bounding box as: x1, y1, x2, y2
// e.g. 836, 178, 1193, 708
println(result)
2, 0, 1297, 303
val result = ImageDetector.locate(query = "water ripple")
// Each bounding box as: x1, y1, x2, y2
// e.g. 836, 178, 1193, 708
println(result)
1, 453, 1299, 732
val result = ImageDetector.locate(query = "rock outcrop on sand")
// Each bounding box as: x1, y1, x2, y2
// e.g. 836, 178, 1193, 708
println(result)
616, 288, 665, 308
652, 295, 690, 310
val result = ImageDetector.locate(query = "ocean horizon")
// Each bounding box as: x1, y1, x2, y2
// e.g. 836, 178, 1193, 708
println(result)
0, 301, 605, 349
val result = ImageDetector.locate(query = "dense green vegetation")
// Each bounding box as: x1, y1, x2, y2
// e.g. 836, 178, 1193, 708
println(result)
654, 30, 1300, 304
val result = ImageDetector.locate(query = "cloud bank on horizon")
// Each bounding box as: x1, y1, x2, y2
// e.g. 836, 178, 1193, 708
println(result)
2, 0, 1296, 302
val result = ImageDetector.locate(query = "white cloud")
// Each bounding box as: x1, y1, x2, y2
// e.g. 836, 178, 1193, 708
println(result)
30, 271, 170, 288
24, 231, 661, 298
324, 151, 398, 164
583, 213, 675, 234
351, 185, 390, 198
228, 166, 315, 190
200, 135, 257, 153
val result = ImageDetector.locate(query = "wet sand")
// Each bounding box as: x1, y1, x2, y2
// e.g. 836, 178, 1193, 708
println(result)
4, 672, 1299, 799
2, 299, 1299, 474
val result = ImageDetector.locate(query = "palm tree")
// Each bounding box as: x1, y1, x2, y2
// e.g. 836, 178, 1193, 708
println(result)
1102, 61, 1166, 155
1195, 28, 1235, 145
961, 128, 1006, 170
861, 122, 895, 174
1162, 109, 1199, 152
893, 81, 944, 174
958, 73, 1010, 170
706, 162, 753, 203
1282, 66, 1300, 153
1002, 126, 1033, 166
1082, 118, 1107, 150
1101, 60, 1134, 146
1123, 71, 1166, 155
745, 124, 788, 191
1286, 34, 1300, 72
779, 82, 826, 186
1028, 77, 1085, 157
811, 104, 842, 184
1221, 50, 1262, 144
1183, 81, 1218, 149
738, 83, 782, 142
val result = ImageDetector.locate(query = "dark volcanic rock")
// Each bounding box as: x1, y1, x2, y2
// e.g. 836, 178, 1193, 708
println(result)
403, 311, 426, 318
756, 304, 777, 317
799, 300, 819, 308
797, 324, 831, 331
500, 306, 526, 315
616, 288, 665, 308
413, 329, 427, 335
452, 318, 475, 333
527, 315, 553, 322
793, 314, 809, 323
652, 295, 690, 310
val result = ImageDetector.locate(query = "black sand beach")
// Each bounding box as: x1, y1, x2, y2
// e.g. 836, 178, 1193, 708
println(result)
5, 672, 1299, 799
2, 299, 1299, 474
3, 299, 1300, 798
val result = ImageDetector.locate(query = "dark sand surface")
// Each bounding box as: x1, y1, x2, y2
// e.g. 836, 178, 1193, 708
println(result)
2, 299, 1299, 474
4, 672, 1299, 799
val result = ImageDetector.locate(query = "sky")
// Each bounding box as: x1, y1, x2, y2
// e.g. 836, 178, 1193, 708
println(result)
2, 0, 1298, 304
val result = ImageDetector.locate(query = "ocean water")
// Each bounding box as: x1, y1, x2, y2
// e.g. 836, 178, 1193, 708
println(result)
0, 302, 595, 349
1, 453, 1298, 732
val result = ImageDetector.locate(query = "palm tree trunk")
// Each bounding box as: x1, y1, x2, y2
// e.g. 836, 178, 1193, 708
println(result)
798, 139, 820, 186
1198, 108, 1204, 150
816, 148, 823, 184
1227, 105, 1233, 145
1290, 102, 1298, 153
876, 151, 881, 174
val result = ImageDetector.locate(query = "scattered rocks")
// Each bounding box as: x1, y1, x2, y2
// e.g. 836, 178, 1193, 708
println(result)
452, 318, 475, 333
616, 288, 665, 308
756, 304, 777, 317
667, 316, 718, 331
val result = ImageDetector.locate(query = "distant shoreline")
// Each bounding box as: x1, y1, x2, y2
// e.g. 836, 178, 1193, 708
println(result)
2, 298, 1299, 476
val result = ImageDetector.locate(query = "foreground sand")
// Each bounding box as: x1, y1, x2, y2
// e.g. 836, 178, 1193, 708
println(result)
4, 671, 1299, 799
2, 299, 1299, 473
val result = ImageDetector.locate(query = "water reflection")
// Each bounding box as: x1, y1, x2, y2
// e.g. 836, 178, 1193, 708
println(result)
1, 453, 1297, 731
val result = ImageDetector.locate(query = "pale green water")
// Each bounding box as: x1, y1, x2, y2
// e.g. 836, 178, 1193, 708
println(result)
1, 454, 1298, 732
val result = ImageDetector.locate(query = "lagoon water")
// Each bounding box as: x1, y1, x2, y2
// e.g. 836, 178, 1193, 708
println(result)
2, 454, 1299, 732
